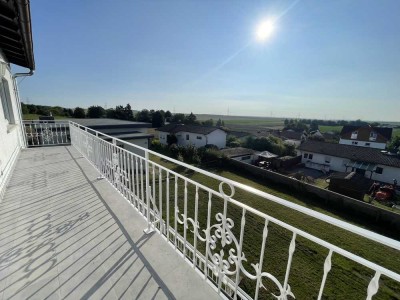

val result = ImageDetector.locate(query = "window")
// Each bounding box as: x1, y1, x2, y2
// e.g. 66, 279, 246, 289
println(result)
369, 131, 377, 141
352, 141, 358, 145
375, 167, 383, 174
303, 153, 313, 160
196, 136, 202, 140
0, 78, 14, 124
325, 156, 331, 164
241, 155, 251, 161
351, 131, 358, 139
365, 143, 370, 146
186, 134, 189, 140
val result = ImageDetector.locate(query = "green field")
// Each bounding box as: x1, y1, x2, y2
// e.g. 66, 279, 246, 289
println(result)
149, 155, 400, 300
318, 125, 343, 133
393, 128, 400, 139
22, 113, 70, 120
196, 114, 285, 127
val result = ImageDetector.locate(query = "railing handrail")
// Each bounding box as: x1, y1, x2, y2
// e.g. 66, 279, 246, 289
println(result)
69, 122, 400, 298
22, 119, 70, 123
67, 120, 400, 251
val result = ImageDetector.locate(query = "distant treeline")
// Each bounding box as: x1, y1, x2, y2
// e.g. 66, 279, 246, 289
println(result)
21, 103, 225, 128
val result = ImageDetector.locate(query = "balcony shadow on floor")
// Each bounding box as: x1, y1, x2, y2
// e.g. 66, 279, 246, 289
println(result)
0, 146, 176, 299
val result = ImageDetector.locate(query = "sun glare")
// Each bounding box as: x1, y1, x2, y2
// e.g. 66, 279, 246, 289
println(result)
255, 20, 275, 42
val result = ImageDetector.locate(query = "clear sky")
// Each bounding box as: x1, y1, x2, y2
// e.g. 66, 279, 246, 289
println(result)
16, 0, 400, 121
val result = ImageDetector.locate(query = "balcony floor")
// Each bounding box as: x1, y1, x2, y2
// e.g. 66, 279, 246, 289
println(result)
0, 146, 219, 300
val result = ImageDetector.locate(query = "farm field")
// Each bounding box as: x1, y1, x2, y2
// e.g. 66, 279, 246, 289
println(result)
318, 125, 343, 133
148, 155, 400, 299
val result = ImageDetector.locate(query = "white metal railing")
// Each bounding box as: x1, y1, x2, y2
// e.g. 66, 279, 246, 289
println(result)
67, 120, 400, 300
22, 120, 70, 147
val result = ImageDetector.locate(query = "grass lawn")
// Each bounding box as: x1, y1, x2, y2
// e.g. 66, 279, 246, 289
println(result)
22, 113, 70, 120
393, 128, 400, 139
319, 125, 343, 133
147, 155, 400, 299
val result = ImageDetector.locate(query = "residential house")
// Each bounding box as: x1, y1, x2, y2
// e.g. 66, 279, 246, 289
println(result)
272, 129, 307, 147
298, 141, 400, 184
220, 147, 258, 164
339, 125, 392, 149
158, 124, 227, 149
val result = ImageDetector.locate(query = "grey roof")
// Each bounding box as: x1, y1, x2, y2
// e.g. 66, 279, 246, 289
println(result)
258, 150, 278, 159
340, 125, 392, 142
158, 124, 225, 135
220, 147, 256, 158
71, 119, 152, 129
298, 141, 400, 168
100, 133, 153, 141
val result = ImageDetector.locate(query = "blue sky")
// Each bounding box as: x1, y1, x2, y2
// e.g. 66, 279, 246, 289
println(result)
16, 0, 400, 121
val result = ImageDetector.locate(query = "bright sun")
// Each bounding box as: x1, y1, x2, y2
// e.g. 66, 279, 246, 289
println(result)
255, 20, 275, 42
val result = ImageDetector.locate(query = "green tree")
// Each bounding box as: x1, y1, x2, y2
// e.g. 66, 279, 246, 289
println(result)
184, 112, 197, 124
21, 103, 29, 115
106, 108, 116, 118
124, 104, 134, 120
152, 110, 165, 127
73, 107, 86, 118
388, 136, 400, 153
136, 109, 151, 122
171, 113, 185, 123
87, 105, 105, 118
165, 110, 172, 122
202, 119, 214, 126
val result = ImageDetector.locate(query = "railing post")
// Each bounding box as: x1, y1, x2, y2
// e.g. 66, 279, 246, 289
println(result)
144, 150, 154, 234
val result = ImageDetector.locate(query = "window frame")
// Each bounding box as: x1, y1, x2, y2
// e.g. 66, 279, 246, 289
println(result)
0, 78, 15, 124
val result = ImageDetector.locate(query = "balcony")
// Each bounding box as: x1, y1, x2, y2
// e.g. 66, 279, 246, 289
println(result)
0, 120, 399, 299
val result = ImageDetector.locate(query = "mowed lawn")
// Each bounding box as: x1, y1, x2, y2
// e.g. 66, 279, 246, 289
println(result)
148, 155, 400, 300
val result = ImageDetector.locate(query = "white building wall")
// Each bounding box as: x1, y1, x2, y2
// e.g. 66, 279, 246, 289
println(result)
0, 50, 24, 198
299, 151, 350, 173
206, 129, 226, 149
371, 165, 400, 184
159, 132, 168, 146
339, 138, 386, 150
159, 129, 226, 149
299, 150, 400, 184
176, 132, 207, 148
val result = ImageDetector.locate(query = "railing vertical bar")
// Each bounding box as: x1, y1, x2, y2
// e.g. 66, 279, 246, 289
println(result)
145, 150, 151, 232
174, 174, 178, 250
193, 185, 199, 268
317, 249, 333, 300
204, 192, 212, 280
128, 152, 133, 204
140, 157, 144, 214
159, 167, 163, 233
234, 208, 246, 300
283, 232, 297, 295
183, 180, 188, 259
166, 172, 170, 241
254, 219, 269, 300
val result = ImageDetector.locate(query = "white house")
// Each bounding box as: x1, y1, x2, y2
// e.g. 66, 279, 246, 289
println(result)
339, 125, 392, 150
298, 141, 400, 184
158, 124, 227, 149
0, 4, 34, 198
